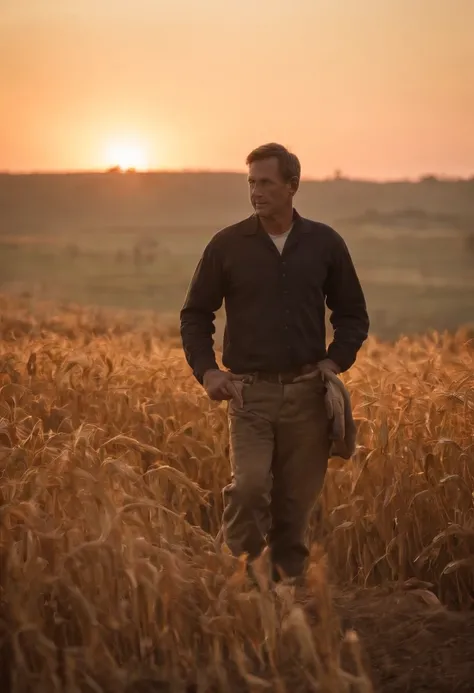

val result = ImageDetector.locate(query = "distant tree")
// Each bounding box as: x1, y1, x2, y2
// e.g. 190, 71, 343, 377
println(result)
419, 174, 439, 183
106, 166, 121, 173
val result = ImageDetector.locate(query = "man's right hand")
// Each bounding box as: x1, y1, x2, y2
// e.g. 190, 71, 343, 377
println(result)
203, 369, 244, 408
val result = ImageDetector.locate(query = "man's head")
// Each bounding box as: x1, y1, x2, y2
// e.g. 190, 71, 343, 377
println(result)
246, 143, 300, 219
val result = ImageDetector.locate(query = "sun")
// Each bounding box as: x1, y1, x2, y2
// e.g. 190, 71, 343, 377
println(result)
105, 138, 148, 171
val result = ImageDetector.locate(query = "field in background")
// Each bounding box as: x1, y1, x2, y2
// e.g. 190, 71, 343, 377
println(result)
1, 172, 473, 340
1, 294, 474, 692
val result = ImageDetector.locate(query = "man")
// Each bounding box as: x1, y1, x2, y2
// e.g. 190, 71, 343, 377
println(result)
180, 143, 369, 584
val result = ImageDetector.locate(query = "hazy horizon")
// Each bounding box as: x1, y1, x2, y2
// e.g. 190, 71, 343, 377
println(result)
1, 168, 473, 184
1, 0, 473, 180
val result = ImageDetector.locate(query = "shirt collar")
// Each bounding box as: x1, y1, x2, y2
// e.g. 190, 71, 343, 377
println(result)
243, 208, 305, 235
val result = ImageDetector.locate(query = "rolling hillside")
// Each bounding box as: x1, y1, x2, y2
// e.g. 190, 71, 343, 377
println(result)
1, 172, 473, 340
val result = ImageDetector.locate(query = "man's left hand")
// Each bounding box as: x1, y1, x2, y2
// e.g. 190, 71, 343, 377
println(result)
293, 358, 341, 383
317, 358, 341, 375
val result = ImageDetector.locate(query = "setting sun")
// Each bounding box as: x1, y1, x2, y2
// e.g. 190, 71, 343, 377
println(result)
104, 138, 148, 171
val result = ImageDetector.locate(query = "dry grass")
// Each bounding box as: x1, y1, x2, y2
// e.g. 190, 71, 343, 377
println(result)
0, 293, 473, 692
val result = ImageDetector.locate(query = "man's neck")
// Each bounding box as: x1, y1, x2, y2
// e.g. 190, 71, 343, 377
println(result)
258, 208, 294, 236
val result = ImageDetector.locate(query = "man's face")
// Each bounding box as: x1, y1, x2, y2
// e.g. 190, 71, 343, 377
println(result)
247, 157, 297, 218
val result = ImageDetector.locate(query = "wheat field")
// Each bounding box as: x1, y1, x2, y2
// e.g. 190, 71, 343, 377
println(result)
0, 293, 473, 693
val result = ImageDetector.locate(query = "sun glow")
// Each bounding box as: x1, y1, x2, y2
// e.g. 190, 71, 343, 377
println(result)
104, 138, 149, 171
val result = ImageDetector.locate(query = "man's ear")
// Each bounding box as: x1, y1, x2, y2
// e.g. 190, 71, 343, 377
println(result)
289, 176, 300, 195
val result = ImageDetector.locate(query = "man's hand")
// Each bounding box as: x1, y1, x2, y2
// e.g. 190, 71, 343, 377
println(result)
293, 358, 341, 384
203, 369, 244, 407
317, 358, 341, 375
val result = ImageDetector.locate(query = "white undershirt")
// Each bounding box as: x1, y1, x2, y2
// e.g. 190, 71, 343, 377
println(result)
268, 224, 293, 254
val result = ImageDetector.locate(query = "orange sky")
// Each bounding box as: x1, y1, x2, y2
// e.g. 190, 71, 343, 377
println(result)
1, 0, 473, 179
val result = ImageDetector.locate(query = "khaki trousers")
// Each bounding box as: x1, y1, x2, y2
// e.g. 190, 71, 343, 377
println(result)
222, 374, 330, 580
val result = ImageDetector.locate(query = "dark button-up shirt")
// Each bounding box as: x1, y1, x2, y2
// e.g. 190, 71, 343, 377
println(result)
180, 209, 369, 384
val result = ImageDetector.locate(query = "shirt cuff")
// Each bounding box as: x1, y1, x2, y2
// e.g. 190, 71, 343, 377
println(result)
194, 357, 220, 384
326, 343, 356, 373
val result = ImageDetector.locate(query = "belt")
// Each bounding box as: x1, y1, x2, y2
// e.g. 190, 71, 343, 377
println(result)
252, 364, 319, 385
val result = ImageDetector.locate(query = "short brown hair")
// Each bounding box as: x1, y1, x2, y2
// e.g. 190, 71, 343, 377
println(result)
246, 143, 301, 183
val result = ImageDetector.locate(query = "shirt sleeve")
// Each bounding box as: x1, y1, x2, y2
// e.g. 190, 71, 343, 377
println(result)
179, 236, 225, 384
323, 232, 370, 372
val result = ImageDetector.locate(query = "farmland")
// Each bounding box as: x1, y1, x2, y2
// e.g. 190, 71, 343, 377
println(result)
1, 173, 474, 691
0, 293, 473, 692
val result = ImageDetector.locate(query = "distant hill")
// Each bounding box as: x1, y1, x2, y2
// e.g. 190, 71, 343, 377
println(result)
1, 172, 474, 235
0, 172, 473, 340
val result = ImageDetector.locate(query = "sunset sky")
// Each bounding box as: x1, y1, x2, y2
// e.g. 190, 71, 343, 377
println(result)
1, 0, 473, 179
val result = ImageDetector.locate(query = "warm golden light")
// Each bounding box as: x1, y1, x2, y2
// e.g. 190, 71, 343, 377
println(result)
104, 138, 148, 171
